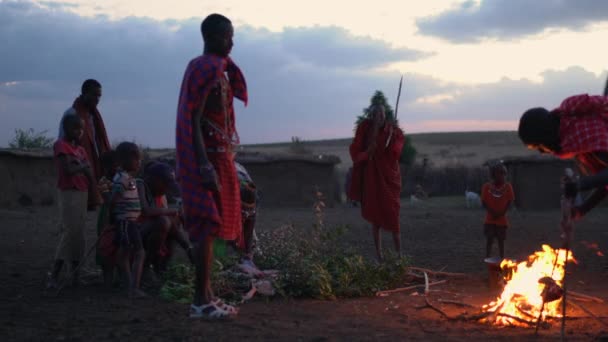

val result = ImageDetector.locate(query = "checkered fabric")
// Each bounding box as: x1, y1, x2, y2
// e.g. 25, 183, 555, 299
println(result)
557, 94, 608, 158
175, 54, 247, 242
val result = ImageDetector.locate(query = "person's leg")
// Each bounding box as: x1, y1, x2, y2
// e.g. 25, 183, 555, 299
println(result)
497, 226, 506, 259
193, 234, 214, 306
129, 223, 146, 297
373, 225, 383, 262
484, 224, 493, 258
241, 215, 256, 262
391, 230, 402, 258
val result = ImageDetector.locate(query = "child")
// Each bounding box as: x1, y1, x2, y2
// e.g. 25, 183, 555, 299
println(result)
110, 142, 146, 298
481, 162, 515, 259
136, 161, 193, 276
46, 113, 94, 289
96, 150, 120, 287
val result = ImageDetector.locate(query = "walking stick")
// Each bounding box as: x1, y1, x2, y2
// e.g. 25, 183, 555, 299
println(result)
54, 227, 111, 296
385, 75, 403, 148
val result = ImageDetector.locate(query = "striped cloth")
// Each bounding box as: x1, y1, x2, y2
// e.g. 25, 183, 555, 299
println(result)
111, 171, 141, 222
175, 53, 247, 242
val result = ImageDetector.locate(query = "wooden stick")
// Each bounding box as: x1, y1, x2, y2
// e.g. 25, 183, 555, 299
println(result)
497, 313, 538, 327
568, 291, 604, 303
375, 280, 447, 296
418, 296, 451, 319
408, 267, 466, 277
567, 299, 608, 328
424, 272, 430, 295
437, 299, 479, 309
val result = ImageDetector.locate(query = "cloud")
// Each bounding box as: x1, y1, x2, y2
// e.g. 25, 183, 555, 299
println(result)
416, 0, 608, 43
0, 1, 606, 148
0, 1, 433, 147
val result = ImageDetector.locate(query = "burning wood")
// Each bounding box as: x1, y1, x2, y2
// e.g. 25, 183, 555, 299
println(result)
481, 244, 576, 327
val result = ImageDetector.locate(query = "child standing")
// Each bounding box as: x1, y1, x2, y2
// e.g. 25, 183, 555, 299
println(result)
47, 114, 94, 289
111, 142, 146, 298
481, 162, 515, 259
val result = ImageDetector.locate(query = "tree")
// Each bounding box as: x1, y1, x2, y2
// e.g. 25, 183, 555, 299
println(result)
9, 128, 53, 149
355, 90, 417, 166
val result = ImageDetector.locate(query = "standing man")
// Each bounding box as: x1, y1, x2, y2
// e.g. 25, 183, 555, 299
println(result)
518, 93, 608, 226
59, 79, 111, 209
175, 13, 247, 319
349, 104, 405, 262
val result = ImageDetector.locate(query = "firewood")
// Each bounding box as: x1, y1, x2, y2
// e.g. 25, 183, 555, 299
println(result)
408, 267, 466, 277
567, 299, 608, 328
568, 291, 604, 303
375, 280, 447, 296
437, 299, 479, 309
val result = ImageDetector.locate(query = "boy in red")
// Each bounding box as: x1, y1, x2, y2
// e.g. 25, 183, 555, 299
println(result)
481, 162, 514, 259
46, 114, 94, 289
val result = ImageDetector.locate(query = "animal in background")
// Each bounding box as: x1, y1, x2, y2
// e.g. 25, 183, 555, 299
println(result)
465, 190, 481, 208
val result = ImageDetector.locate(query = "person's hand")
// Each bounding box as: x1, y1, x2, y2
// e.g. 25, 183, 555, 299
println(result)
97, 177, 112, 194
199, 163, 221, 192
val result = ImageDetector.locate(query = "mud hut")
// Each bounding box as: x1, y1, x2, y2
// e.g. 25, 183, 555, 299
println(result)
0, 149, 56, 208
501, 156, 575, 210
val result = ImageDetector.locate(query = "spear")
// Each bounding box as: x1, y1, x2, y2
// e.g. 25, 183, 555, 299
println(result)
386, 75, 403, 147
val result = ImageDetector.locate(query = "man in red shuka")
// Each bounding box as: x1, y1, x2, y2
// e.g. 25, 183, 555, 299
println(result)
349, 104, 405, 262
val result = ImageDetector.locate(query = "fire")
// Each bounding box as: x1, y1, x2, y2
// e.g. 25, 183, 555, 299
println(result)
482, 245, 576, 326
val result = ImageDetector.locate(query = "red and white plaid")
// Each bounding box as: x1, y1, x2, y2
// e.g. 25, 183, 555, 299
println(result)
556, 94, 608, 158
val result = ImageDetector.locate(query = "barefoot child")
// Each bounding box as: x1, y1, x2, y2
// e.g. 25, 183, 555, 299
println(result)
47, 114, 94, 289
110, 142, 146, 298
481, 162, 514, 259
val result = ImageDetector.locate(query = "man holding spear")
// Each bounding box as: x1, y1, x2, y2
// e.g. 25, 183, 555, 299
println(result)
349, 78, 406, 262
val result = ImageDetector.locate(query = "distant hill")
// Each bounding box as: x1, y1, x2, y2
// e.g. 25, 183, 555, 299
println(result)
241, 131, 537, 170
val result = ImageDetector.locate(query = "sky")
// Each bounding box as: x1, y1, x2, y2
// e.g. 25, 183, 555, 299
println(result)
1, 0, 607, 147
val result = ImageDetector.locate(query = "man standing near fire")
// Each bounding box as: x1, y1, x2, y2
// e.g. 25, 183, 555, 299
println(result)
518, 92, 608, 238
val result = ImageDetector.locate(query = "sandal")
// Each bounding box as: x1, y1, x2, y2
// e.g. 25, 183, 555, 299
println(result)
189, 303, 235, 320
211, 298, 239, 315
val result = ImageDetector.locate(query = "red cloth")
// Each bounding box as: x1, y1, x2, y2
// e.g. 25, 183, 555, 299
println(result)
349, 120, 405, 232
53, 139, 90, 191
71, 97, 111, 207
175, 54, 247, 242
481, 182, 514, 226
556, 94, 608, 159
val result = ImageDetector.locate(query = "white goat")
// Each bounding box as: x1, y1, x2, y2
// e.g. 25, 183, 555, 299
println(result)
465, 190, 481, 208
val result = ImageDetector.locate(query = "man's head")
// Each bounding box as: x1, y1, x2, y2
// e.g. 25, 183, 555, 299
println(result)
144, 161, 180, 196
369, 104, 386, 126
81, 79, 102, 109
201, 14, 233, 57
62, 113, 84, 142
115, 142, 141, 173
518, 107, 561, 154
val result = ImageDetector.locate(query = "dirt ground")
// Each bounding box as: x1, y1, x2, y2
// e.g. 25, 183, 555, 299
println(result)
2, 197, 608, 341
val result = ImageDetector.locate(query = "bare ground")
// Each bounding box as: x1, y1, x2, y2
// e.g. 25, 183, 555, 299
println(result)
2, 197, 608, 341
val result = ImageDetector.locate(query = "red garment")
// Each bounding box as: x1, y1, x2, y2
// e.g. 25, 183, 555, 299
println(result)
556, 94, 608, 159
175, 54, 247, 242
53, 139, 90, 191
481, 182, 514, 226
349, 120, 405, 232
72, 97, 111, 207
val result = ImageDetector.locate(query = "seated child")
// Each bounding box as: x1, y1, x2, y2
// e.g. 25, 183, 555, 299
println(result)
136, 161, 193, 275
110, 142, 146, 298
481, 162, 515, 259
46, 114, 94, 289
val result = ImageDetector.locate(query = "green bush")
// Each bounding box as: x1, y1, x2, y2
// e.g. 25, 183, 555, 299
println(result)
9, 128, 53, 149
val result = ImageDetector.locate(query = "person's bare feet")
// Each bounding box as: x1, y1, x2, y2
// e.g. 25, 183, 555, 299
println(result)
129, 288, 148, 299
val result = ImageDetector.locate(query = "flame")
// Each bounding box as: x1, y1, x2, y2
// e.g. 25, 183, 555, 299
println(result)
482, 245, 576, 326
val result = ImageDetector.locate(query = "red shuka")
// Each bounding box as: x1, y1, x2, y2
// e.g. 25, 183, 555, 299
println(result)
349, 120, 405, 232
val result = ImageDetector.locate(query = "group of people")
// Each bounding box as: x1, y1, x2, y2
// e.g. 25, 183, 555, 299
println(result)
44, 11, 608, 321
46, 14, 259, 319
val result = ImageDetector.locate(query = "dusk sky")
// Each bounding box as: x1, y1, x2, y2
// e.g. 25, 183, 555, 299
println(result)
1, 0, 607, 147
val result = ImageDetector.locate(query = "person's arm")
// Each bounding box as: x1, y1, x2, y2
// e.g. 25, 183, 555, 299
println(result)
349, 122, 371, 164
57, 154, 89, 176
136, 181, 178, 217
388, 127, 405, 162
192, 90, 220, 192
578, 168, 608, 192
575, 188, 608, 219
